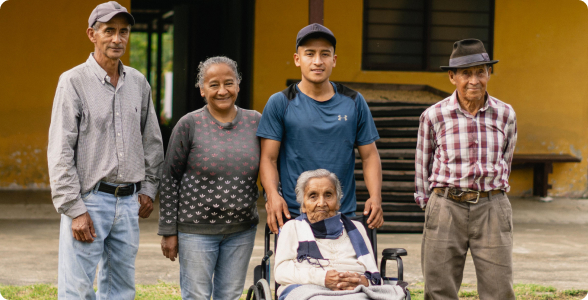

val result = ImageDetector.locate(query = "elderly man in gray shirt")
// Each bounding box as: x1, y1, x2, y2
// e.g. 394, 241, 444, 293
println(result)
47, 2, 163, 299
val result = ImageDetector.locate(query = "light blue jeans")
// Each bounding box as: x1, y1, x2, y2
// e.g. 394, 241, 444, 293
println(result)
178, 226, 257, 300
58, 182, 140, 300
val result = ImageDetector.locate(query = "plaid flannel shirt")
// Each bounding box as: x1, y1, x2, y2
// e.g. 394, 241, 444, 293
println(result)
414, 91, 517, 208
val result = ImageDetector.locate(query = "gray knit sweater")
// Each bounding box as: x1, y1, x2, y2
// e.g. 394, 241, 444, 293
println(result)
158, 106, 261, 235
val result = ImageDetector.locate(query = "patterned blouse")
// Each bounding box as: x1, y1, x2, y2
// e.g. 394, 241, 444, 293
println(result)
158, 106, 261, 235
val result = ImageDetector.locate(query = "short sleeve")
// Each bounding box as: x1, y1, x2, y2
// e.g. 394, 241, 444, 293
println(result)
355, 93, 380, 146
256, 93, 288, 141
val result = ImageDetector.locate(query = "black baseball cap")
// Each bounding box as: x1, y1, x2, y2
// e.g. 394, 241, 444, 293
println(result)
295, 23, 337, 51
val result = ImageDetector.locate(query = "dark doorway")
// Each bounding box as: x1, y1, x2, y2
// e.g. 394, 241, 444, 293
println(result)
131, 0, 256, 150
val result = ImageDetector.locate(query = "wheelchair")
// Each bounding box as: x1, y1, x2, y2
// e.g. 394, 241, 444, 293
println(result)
246, 214, 411, 300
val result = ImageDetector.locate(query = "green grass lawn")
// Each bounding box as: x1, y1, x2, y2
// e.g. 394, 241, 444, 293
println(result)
0, 282, 586, 300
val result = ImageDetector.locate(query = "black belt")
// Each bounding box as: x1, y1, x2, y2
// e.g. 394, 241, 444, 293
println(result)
98, 182, 141, 197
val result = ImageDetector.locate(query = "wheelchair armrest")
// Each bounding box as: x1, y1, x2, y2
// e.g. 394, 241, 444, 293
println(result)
382, 248, 407, 258
380, 248, 408, 282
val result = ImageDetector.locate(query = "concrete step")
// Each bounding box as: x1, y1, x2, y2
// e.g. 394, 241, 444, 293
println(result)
355, 149, 416, 159
376, 138, 418, 149
356, 181, 414, 192
355, 159, 414, 170
354, 170, 414, 182
379, 221, 424, 233
373, 116, 420, 127
377, 127, 419, 138
382, 212, 425, 222
369, 106, 427, 117
366, 101, 430, 107
378, 149, 416, 159
356, 191, 415, 203
356, 201, 422, 212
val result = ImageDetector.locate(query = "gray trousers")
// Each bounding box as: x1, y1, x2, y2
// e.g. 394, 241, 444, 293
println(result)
421, 190, 515, 300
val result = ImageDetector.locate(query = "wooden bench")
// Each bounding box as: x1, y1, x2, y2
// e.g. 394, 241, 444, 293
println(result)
512, 154, 581, 197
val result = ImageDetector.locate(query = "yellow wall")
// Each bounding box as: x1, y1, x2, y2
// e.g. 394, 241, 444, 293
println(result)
253, 0, 588, 197
0, 0, 130, 189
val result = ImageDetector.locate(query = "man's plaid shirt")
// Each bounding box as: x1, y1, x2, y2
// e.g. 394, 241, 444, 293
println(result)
414, 91, 517, 208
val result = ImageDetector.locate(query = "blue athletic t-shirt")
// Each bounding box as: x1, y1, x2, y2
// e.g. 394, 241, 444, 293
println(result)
256, 82, 379, 216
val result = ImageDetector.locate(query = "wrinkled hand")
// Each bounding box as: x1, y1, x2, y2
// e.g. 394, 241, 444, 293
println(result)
325, 270, 369, 291
72, 212, 96, 243
363, 197, 384, 229
161, 235, 178, 262
265, 193, 290, 234
138, 194, 153, 218
336, 271, 369, 290
325, 270, 341, 290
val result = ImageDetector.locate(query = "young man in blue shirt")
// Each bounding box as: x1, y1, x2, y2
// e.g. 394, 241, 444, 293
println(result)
257, 24, 384, 233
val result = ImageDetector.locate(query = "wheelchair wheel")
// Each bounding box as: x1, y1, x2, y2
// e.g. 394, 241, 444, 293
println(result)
245, 279, 272, 300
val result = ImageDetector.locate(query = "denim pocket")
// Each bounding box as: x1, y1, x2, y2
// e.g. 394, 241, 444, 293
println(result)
134, 194, 141, 213
81, 191, 94, 201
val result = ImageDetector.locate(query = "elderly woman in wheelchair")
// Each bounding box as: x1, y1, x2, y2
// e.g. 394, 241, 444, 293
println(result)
272, 169, 407, 300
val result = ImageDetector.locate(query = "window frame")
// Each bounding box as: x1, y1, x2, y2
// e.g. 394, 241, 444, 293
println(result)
361, 0, 495, 72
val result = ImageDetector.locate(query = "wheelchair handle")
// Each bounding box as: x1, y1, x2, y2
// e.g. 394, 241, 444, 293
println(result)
262, 250, 273, 263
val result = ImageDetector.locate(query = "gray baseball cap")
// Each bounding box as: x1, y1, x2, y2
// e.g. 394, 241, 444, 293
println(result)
88, 1, 135, 28
296, 23, 336, 51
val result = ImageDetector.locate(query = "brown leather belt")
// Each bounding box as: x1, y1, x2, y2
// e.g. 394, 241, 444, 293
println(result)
433, 187, 502, 204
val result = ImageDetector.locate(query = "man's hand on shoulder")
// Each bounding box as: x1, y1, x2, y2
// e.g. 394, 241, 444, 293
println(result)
364, 197, 384, 229
138, 194, 153, 218
265, 192, 290, 234
72, 212, 97, 243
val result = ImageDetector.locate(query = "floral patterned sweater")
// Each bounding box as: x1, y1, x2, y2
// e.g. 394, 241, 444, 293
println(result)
158, 106, 261, 235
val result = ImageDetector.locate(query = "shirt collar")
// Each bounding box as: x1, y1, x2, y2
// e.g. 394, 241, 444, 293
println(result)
86, 53, 126, 85
448, 90, 494, 114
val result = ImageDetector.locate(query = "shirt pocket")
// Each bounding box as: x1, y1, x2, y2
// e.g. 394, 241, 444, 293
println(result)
128, 101, 143, 136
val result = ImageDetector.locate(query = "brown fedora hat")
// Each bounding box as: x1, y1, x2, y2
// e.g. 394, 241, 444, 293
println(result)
440, 38, 498, 70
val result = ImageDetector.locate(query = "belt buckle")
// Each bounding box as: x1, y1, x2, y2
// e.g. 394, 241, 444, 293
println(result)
449, 188, 466, 198
114, 186, 121, 197
466, 190, 480, 204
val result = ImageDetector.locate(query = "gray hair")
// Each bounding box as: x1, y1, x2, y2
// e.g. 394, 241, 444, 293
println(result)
92, 22, 102, 32
448, 64, 491, 75
295, 169, 343, 208
196, 56, 242, 88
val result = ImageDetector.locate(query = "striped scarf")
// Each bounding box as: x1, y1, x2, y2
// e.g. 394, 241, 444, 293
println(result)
293, 213, 381, 285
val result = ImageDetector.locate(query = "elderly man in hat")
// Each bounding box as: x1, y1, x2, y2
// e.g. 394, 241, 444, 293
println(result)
47, 1, 163, 298
415, 39, 517, 300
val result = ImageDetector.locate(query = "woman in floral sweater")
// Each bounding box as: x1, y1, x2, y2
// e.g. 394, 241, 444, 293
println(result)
158, 56, 261, 300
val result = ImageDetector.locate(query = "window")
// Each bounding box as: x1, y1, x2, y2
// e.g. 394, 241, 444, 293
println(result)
362, 0, 494, 71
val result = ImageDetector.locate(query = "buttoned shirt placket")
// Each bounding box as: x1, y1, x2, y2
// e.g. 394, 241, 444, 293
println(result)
108, 70, 126, 184
455, 102, 490, 191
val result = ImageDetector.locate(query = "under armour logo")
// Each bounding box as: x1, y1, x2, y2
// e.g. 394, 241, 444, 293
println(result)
338, 115, 347, 121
